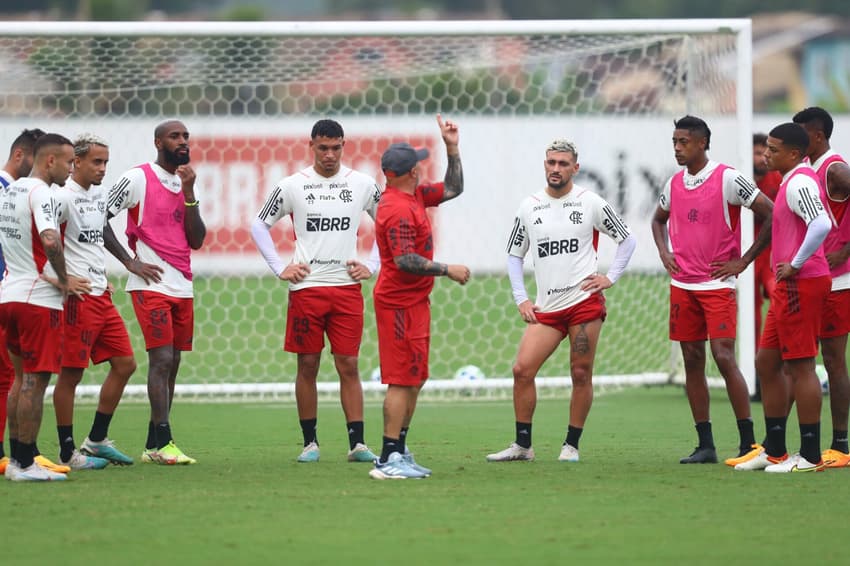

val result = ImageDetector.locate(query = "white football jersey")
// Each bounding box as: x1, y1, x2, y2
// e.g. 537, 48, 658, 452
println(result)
56, 178, 109, 296
108, 162, 192, 298
257, 164, 381, 291
0, 177, 64, 309
507, 185, 631, 312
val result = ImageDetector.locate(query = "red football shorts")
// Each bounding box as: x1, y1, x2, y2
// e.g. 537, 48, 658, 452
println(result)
535, 292, 606, 336
754, 250, 776, 342
669, 286, 737, 342
820, 288, 850, 339
761, 275, 831, 360
63, 293, 134, 368
0, 323, 14, 385
284, 284, 364, 356
131, 291, 194, 351
375, 299, 430, 387
0, 302, 63, 373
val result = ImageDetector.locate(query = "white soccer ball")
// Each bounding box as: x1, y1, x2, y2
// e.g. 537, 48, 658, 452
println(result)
369, 367, 381, 382
454, 364, 486, 382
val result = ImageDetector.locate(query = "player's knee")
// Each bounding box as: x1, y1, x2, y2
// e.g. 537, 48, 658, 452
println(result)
570, 365, 592, 387
512, 360, 536, 381
114, 356, 137, 380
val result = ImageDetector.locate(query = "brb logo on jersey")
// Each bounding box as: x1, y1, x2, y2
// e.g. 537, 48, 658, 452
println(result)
537, 238, 579, 258
306, 215, 351, 232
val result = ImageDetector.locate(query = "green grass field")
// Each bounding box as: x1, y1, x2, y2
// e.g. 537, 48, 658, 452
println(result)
4, 386, 845, 565
101, 272, 673, 387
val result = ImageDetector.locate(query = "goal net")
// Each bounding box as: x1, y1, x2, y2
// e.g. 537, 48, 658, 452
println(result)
0, 20, 753, 401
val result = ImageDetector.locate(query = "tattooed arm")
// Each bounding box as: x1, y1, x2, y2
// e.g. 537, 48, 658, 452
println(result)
395, 253, 470, 284
437, 114, 464, 202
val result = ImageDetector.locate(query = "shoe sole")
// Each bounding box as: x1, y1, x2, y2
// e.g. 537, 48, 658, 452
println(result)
368, 468, 425, 480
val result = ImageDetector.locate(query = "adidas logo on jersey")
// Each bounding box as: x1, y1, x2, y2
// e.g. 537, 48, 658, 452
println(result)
533, 217, 542, 225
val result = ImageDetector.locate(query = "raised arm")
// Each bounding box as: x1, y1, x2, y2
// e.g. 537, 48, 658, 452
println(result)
437, 114, 464, 202
177, 164, 206, 250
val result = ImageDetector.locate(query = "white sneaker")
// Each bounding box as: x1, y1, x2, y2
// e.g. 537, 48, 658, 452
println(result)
486, 442, 535, 462
297, 441, 320, 463
347, 443, 378, 463
734, 451, 786, 471
12, 462, 67, 482
4, 459, 20, 480
764, 453, 824, 473
558, 444, 580, 462
61, 450, 109, 470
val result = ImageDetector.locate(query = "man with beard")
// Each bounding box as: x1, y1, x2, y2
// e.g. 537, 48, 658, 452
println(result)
104, 120, 206, 465
486, 138, 635, 464
0, 128, 45, 476
1, 133, 78, 481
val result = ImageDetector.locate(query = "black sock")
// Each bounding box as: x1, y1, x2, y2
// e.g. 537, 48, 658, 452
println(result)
736, 418, 755, 449
347, 421, 364, 450
89, 411, 113, 443
695, 421, 714, 449
145, 421, 156, 450
17, 442, 34, 468
57, 425, 75, 463
765, 416, 787, 458
565, 425, 583, 450
0, 441, 4, 459
300, 418, 317, 446
155, 422, 173, 450
515, 422, 532, 449
380, 436, 399, 463
399, 427, 409, 454
9, 438, 18, 461
799, 422, 821, 465
32, 442, 41, 457
832, 429, 849, 454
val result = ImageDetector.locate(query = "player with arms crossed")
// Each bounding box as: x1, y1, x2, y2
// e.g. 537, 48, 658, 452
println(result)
251, 119, 380, 463
0, 128, 45, 476
793, 106, 850, 468
50, 134, 137, 470
0, 133, 80, 481
486, 139, 636, 463
652, 116, 773, 465
369, 115, 470, 480
735, 123, 831, 473
104, 120, 206, 465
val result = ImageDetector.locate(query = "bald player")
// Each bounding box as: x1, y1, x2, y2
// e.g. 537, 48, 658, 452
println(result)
104, 120, 206, 465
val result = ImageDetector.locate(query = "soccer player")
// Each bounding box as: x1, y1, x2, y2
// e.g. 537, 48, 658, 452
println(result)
734, 122, 831, 473
486, 139, 636, 463
752, 133, 783, 350
0, 128, 45, 476
0, 133, 80, 481
104, 120, 206, 465
369, 115, 469, 480
651, 115, 773, 464
793, 107, 850, 468
251, 119, 381, 463
50, 134, 137, 469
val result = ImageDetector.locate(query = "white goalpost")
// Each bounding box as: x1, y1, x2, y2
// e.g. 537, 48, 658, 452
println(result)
0, 19, 754, 401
